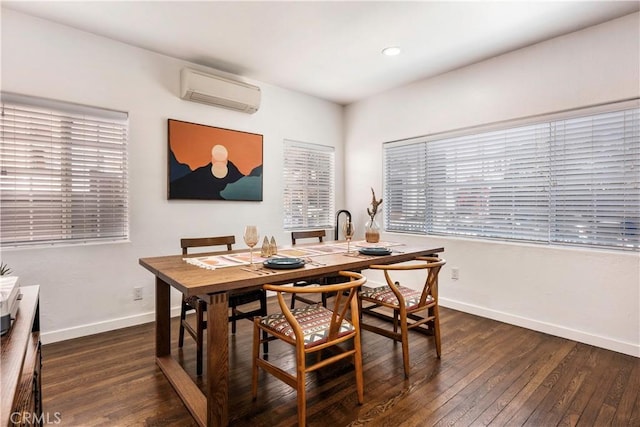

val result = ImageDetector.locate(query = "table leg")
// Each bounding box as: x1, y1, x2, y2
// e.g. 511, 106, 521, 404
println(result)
156, 277, 171, 357
155, 278, 207, 426
205, 292, 229, 426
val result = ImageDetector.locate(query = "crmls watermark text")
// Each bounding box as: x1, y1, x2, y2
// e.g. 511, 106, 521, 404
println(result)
10, 411, 62, 425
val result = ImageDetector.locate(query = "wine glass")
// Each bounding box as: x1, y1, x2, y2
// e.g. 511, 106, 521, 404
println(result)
243, 225, 259, 269
342, 221, 355, 253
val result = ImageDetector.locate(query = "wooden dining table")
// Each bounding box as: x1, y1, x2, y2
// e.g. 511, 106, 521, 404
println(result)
139, 241, 444, 427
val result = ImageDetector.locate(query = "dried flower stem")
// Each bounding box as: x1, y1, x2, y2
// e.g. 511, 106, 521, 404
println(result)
367, 187, 383, 221
0, 262, 12, 276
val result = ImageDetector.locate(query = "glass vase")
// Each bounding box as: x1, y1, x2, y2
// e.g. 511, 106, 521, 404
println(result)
365, 217, 380, 243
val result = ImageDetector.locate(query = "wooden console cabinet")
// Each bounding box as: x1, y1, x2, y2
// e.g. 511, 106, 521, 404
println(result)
1, 286, 42, 426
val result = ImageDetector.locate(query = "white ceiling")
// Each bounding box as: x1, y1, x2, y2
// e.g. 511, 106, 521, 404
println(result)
3, 1, 639, 105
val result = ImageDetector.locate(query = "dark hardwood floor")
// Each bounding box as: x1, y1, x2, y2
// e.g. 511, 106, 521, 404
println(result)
41, 300, 639, 426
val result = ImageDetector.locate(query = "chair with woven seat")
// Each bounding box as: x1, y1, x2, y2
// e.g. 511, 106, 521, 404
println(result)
252, 271, 367, 427
358, 256, 446, 378
289, 230, 329, 308
178, 235, 268, 376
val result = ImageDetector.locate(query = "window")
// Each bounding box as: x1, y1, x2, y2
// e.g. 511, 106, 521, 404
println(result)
1, 93, 129, 247
383, 100, 640, 251
283, 140, 335, 230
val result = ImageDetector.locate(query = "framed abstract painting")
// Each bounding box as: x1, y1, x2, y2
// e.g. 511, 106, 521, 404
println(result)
168, 119, 263, 201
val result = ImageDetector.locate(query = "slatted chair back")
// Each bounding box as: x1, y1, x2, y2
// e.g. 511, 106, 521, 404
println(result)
181, 235, 235, 255
291, 229, 325, 245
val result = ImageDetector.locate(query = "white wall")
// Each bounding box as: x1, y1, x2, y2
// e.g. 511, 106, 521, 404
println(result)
0, 10, 345, 343
345, 13, 640, 357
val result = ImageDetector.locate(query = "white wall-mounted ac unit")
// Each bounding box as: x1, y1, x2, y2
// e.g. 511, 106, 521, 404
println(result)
180, 68, 261, 114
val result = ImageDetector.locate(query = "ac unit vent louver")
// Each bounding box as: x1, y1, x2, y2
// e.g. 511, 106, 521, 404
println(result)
180, 68, 261, 114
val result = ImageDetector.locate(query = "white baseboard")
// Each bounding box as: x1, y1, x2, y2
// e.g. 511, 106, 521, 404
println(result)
41, 306, 183, 345
440, 297, 639, 358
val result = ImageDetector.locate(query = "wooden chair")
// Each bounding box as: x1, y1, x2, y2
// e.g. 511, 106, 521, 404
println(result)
178, 235, 268, 376
358, 256, 446, 378
252, 271, 367, 427
289, 230, 329, 308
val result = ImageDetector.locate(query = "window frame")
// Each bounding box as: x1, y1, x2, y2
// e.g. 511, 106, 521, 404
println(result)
283, 139, 336, 231
383, 99, 640, 252
0, 93, 129, 248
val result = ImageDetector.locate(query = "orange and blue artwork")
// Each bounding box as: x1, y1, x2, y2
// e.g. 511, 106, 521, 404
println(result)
168, 119, 263, 201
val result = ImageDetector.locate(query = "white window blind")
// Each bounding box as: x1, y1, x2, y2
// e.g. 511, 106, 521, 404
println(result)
283, 140, 335, 230
0, 93, 129, 247
426, 123, 551, 242
383, 141, 428, 234
550, 108, 640, 249
383, 101, 640, 251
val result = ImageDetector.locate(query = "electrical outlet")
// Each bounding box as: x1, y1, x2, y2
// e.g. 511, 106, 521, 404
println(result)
451, 267, 459, 280
134, 287, 143, 301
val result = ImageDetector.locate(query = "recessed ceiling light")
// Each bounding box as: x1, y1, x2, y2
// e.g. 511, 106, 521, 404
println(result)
382, 46, 401, 56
